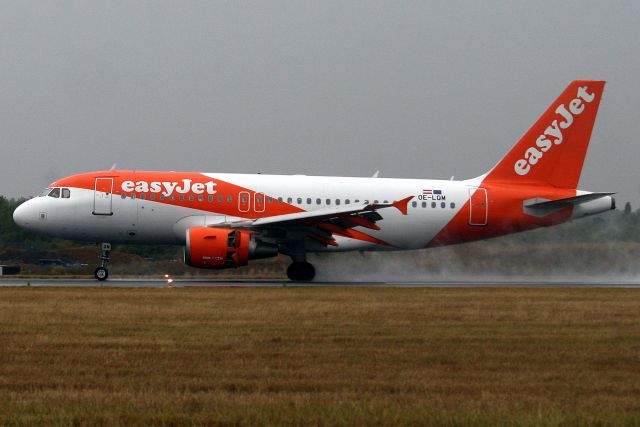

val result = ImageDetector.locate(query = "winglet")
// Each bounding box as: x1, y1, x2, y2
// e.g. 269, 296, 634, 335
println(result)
392, 196, 414, 215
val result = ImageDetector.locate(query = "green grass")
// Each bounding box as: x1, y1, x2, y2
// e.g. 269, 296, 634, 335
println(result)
1, 287, 639, 426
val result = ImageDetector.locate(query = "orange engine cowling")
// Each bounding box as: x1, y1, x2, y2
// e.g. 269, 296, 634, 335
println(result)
184, 227, 277, 269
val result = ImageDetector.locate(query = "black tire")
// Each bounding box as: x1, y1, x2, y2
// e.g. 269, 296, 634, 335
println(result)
94, 267, 108, 281
286, 262, 316, 281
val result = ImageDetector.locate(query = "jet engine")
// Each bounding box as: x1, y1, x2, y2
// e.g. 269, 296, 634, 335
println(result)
184, 227, 278, 269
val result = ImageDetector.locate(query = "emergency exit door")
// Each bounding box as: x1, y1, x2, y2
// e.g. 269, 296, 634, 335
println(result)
93, 178, 113, 215
468, 187, 487, 226
254, 192, 265, 212
238, 191, 250, 213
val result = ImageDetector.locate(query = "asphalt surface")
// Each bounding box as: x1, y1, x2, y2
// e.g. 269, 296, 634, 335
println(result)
1, 278, 640, 288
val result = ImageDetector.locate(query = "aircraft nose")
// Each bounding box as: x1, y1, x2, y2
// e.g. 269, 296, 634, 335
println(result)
13, 202, 33, 229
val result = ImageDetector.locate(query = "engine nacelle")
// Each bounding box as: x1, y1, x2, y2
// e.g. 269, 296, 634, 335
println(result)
184, 227, 278, 269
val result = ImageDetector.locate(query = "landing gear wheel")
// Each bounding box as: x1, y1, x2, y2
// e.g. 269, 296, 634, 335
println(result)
286, 262, 316, 281
94, 267, 108, 281
95, 243, 111, 282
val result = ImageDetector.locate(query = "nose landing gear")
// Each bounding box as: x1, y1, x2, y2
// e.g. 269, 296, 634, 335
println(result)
94, 243, 111, 281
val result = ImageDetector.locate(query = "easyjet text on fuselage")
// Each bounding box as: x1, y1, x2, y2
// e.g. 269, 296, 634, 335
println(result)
121, 179, 217, 197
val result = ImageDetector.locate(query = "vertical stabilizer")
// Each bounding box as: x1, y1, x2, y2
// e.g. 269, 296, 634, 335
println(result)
483, 80, 605, 189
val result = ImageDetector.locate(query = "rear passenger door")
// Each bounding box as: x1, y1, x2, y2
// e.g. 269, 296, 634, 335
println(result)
468, 187, 488, 226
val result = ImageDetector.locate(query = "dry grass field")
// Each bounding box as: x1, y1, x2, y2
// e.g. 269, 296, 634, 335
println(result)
1, 287, 640, 426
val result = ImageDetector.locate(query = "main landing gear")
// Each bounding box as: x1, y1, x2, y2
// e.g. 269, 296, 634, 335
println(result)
94, 243, 111, 281
286, 261, 316, 281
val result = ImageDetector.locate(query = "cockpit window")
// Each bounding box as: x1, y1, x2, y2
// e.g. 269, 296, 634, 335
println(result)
48, 188, 60, 198
61, 188, 70, 199
39, 188, 51, 197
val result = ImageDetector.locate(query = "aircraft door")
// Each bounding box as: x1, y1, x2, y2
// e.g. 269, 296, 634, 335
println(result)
238, 191, 250, 213
254, 192, 265, 213
468, 187, 488, 226
93, 178, 114, 215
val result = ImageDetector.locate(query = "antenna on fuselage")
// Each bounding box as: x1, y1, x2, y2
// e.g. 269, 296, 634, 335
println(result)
372, 170, 380, 178
109, 163, 117, 171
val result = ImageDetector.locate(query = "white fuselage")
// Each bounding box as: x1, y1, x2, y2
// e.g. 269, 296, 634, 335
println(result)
17, 173, 474, 251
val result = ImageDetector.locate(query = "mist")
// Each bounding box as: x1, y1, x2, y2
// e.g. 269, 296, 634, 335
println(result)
310, 210, 640, 284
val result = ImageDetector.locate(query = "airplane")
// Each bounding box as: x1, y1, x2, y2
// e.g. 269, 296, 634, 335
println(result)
13, 80, 614, 281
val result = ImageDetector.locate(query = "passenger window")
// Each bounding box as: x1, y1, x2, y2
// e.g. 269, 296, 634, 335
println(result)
317, 198, 322, 205
326, 199, 331, 205
198, 196, 204, 202
179, 195, 184, 201
132, 194, 136, 200
121, 194, 126, 199
345, 199, 350, 204
441, 202, 446, 208
140, 194, 146, 200
160, 195, 165, 200
278, 197, 283, 203
422, 202, 427, 208
450, 202, 456, 209
268, 197, 273, 203
48, 188, 60, 198
335, 199, 340, 205
61, 188, 70, 199
297, 198, 302, 204
227, 195, 233, 203
208, 195, 214, 202
306, 198, 312, 204
150, 195, 156, 201
218, 195, 223, 202
431, 202, 436, 208
412, 201, 417, 208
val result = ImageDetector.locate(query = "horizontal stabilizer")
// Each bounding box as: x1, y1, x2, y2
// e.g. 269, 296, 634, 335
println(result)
524, 192, 615, 209
523, 192, 615, 218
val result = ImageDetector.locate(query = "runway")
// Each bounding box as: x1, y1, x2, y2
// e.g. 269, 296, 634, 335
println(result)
1, 278, 640, 288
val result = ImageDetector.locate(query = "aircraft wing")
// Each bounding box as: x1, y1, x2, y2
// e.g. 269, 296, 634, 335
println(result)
216, 196, 414, 248
251, 203, 372, 226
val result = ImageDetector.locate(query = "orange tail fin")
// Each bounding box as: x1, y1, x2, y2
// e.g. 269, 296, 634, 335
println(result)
483, 80, 605, 189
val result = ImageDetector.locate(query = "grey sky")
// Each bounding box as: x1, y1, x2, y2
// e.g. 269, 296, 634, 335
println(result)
1, 1, 639, 204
